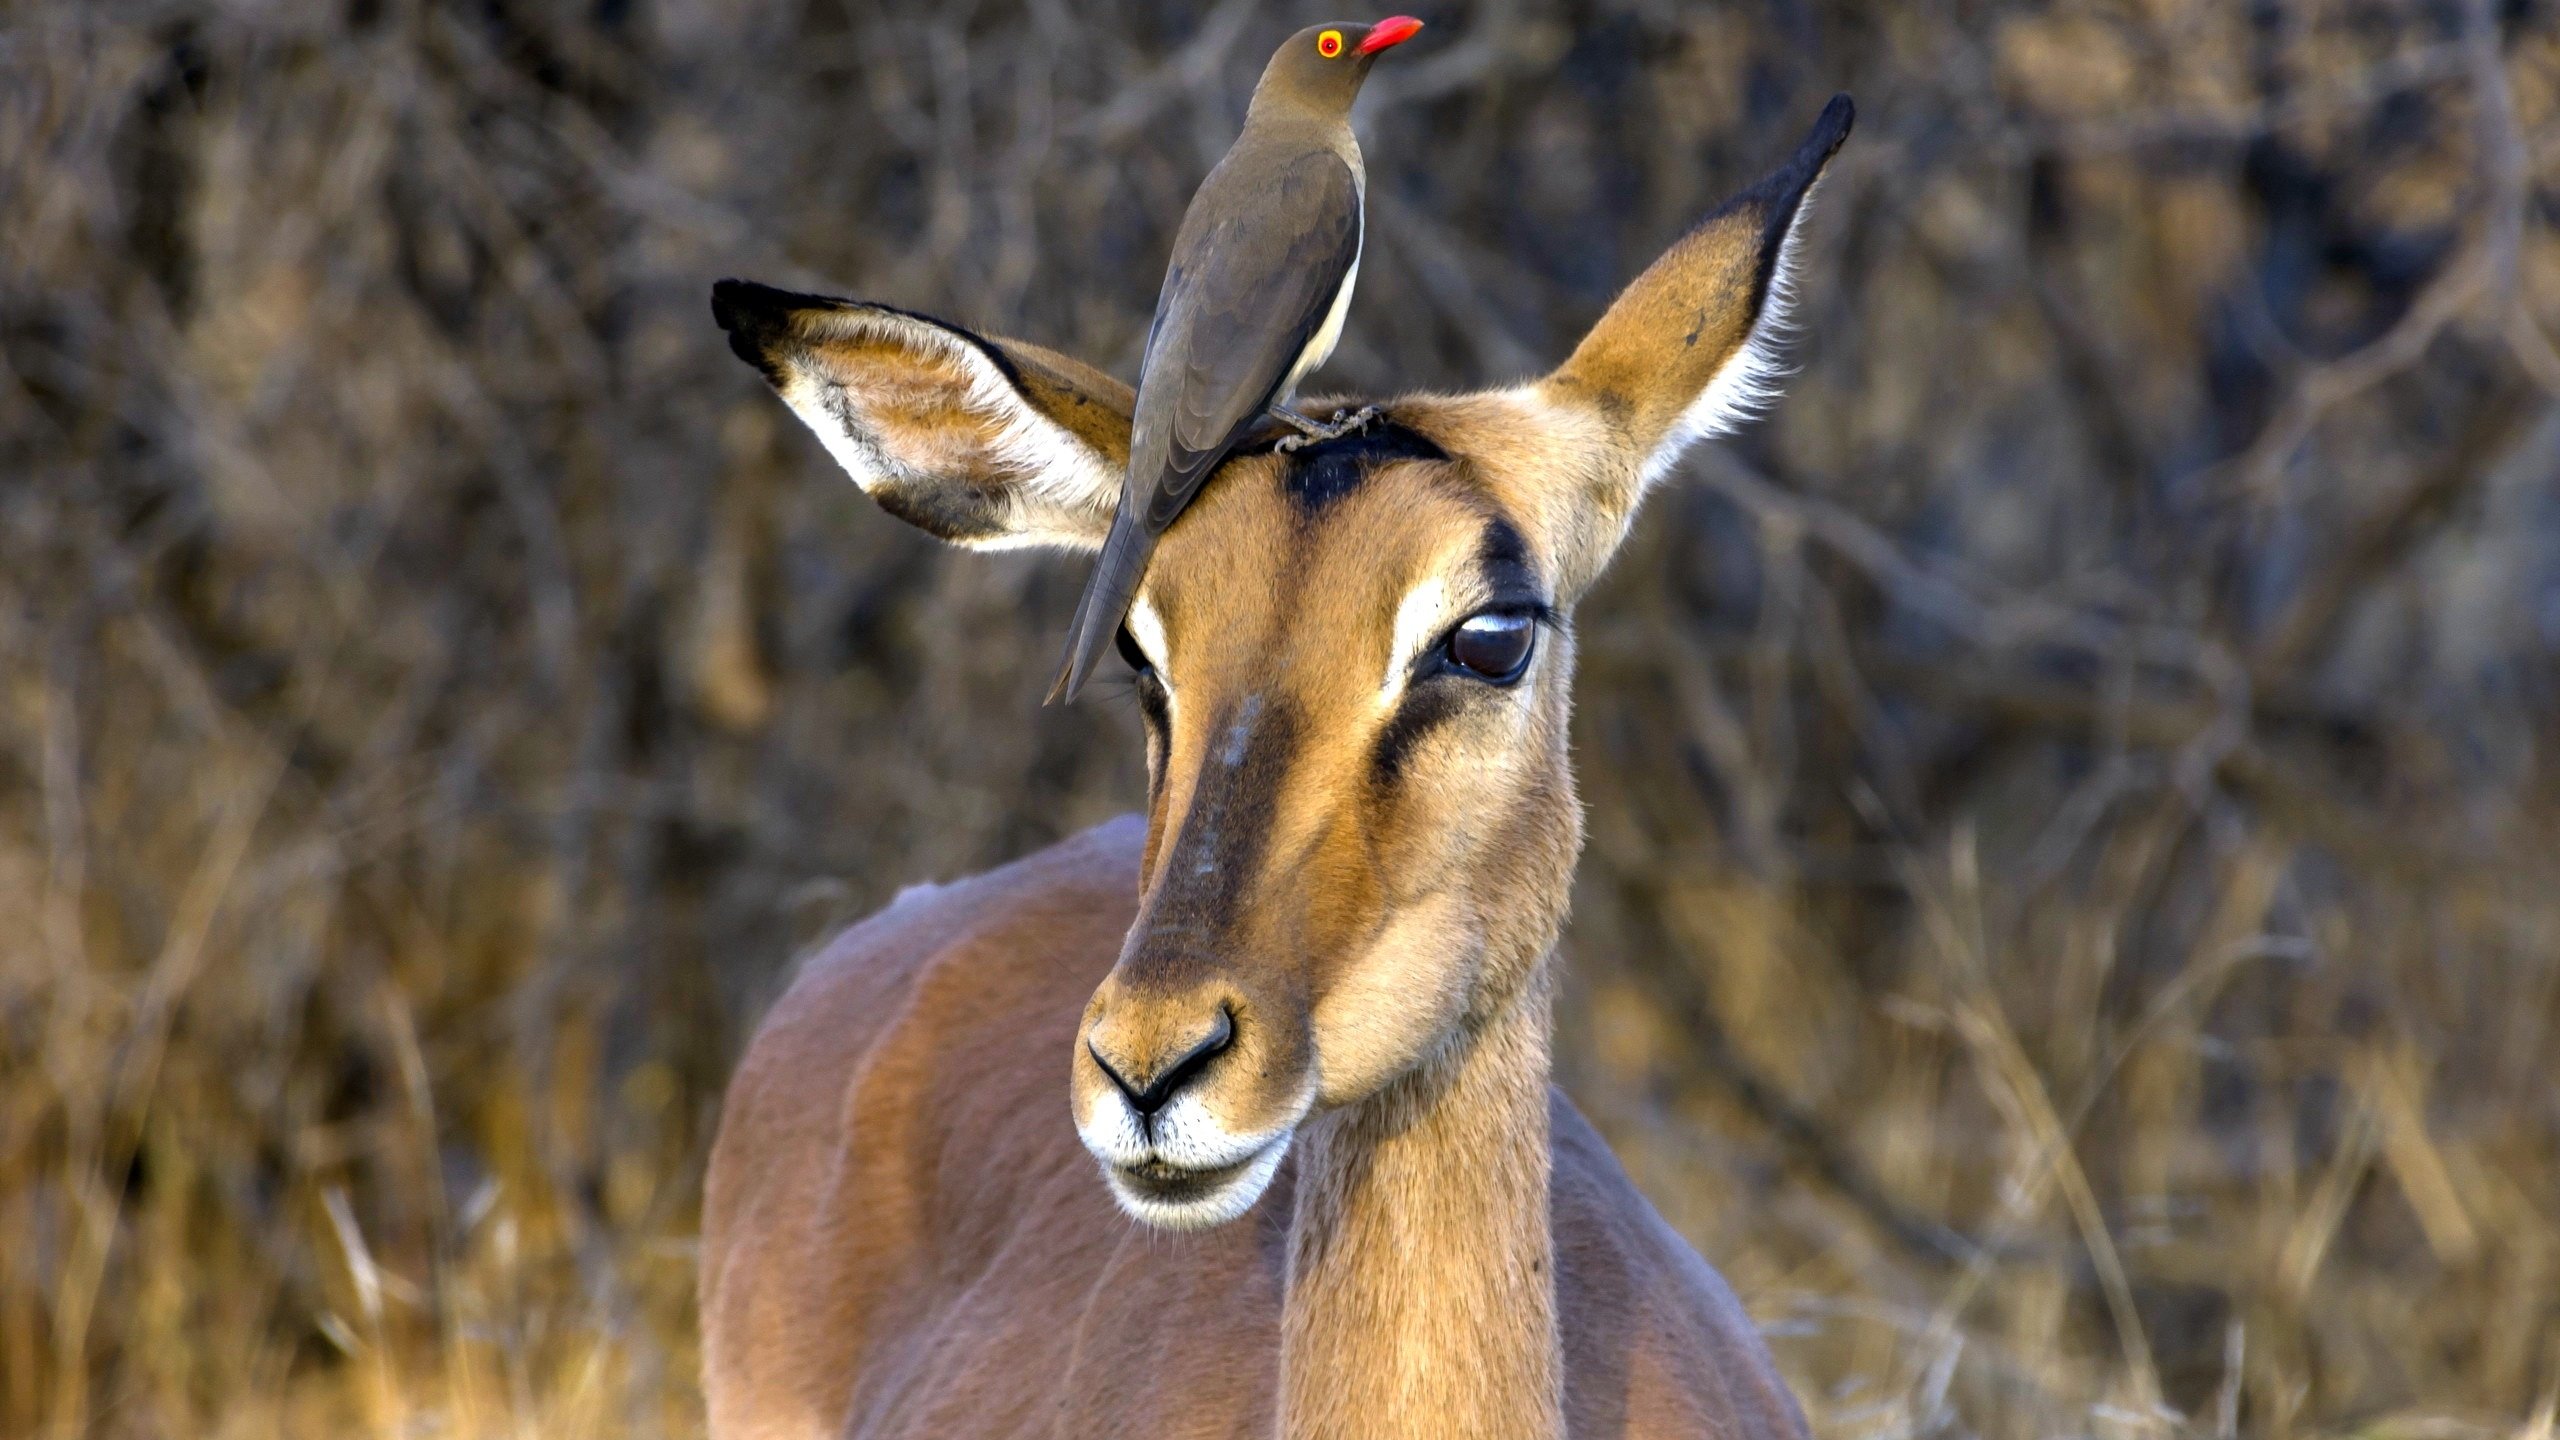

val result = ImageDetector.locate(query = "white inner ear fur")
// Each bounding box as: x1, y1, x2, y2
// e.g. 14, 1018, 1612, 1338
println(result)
777, 307, 1120, 552
1633, 178, 1822, 494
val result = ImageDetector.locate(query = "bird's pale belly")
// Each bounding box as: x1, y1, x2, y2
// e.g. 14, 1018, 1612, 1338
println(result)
1282, 237, 1361, 400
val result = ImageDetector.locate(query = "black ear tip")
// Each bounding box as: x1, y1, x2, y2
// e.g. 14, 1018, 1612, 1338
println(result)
1807, 93, 1855, 162
1748, 93, 1852, 209
711, 277, 788, 335
711, 277, 856, 331
711, 278, 803, 384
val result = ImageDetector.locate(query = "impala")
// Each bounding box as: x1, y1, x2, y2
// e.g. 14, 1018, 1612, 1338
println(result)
701, 95, 1853, 1440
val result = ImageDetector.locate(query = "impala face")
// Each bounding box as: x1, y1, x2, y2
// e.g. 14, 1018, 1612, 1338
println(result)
711, 94, 1850, 1231
1067, 426, 1585, 1226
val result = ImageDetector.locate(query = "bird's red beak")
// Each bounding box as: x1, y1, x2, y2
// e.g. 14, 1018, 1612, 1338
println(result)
1356, 15, 1424, 54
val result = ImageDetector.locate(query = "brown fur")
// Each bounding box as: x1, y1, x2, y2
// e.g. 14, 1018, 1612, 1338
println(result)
702, 98, 1852, 1440
703, 823, 1806, 1439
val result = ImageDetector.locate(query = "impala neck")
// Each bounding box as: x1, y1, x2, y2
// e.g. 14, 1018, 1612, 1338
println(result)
1278, 963, 1563, 1439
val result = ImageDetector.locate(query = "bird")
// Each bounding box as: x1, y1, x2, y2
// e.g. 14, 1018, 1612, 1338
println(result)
1049, 15, 1425, 704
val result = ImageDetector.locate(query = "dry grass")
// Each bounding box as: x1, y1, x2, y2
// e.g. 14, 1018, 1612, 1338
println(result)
4, 1, 2558, 1436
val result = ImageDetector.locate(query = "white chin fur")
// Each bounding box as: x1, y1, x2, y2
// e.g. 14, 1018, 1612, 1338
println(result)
1075, 1088, 1303, 1231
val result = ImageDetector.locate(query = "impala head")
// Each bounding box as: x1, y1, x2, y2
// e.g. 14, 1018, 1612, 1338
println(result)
715, 97, 1851, 1229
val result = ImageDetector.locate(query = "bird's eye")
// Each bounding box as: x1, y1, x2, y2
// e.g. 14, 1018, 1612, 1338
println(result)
1317, 29, 1343, 57
1445, 612, 1537, 684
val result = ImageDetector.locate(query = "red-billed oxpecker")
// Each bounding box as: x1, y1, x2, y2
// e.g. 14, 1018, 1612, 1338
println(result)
1048, 16, 1426, 703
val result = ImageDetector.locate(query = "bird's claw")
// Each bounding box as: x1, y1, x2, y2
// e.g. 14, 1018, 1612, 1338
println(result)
1273, 406, 1383, 453
1327, 405, 1383, 438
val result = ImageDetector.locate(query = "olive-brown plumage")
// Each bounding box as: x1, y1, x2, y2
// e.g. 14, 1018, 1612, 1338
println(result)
1050, 16, 1424, 703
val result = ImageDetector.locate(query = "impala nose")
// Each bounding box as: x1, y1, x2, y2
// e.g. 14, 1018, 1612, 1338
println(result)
1089, 1006, 1234, 1118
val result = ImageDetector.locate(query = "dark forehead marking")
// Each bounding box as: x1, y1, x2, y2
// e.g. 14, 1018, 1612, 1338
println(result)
1478, 514, 1540, 599
1277, 417, 1450, 514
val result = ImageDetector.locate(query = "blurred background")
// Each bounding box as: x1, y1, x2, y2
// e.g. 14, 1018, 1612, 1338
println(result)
5, 0, 2558, 1436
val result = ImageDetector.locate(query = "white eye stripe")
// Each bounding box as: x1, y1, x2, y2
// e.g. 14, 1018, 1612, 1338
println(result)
1380, 577, 1450, 705
1127, 595, 1178, 727
1127, 596, 1170, 672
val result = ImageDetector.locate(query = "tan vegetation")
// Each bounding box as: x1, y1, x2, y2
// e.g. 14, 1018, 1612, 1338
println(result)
3, 1, 2557, 1437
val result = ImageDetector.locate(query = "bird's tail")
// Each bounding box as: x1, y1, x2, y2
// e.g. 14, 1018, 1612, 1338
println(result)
1047, 508, 1154, 704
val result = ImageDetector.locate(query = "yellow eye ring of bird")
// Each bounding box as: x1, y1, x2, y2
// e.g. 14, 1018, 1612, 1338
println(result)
1317, 30, 1343, 57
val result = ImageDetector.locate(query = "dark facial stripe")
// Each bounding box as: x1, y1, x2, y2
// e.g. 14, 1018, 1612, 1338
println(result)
1371, 679, 1464, 788
1131, 676, 1171, 798
1133, 673, 1172, 739
1127, 693, 1304, 989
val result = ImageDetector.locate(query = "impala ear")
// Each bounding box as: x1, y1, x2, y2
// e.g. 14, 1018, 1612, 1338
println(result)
1528, 95, 1852, 588
712, 280, 1132, 551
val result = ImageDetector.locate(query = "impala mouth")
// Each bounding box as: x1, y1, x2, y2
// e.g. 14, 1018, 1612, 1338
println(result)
1100, 1133, 1292, 1231
1118, 1154, 1254, 1199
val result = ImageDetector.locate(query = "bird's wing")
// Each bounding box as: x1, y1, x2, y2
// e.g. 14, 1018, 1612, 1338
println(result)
1130, 149, 1363, 529
1053, 149, 1361, 704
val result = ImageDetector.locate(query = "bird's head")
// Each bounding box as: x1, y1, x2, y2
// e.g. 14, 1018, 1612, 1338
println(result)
1255, 17, 1426, 115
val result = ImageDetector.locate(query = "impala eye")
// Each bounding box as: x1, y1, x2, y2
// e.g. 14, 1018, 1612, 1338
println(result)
1445, 612, 1537, 684
1114, 625, 1154, 677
